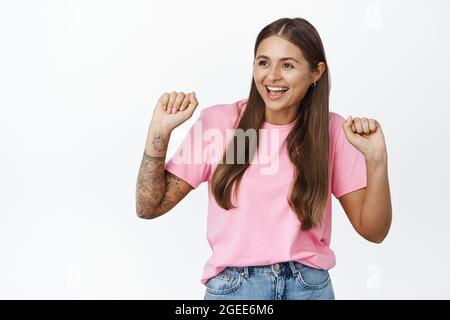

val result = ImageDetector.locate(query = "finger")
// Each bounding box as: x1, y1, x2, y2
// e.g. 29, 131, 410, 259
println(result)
167, 91, 177, 113
368, 119, 378, 133
179, 93, 191, 111
361, 117, 371, 134
171, 92, 185, 114
373, 120, 382, 135
342, 116, 355, 138
353, 117, 363, 134
343, 115, 357, 133
158, 93, 170, 110
185, 91, 198, 114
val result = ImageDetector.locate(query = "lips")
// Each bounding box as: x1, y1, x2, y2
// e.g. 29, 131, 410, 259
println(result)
264, 85, 289, 100
265, 85, 289, 93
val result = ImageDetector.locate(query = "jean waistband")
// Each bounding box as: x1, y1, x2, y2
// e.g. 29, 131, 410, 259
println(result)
227, 261, 304, 278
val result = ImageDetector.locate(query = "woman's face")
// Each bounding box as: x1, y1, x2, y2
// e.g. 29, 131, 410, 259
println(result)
253, 35, 318, 115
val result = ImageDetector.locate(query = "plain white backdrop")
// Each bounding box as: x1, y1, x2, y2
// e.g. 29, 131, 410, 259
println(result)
0, 0, 449, 299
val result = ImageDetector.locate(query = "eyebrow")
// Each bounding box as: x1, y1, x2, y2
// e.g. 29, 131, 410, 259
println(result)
255, 55, 299, 64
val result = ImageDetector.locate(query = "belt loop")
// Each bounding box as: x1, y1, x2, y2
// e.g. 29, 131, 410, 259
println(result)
243, 266, 249, 278
288, 261, 299, 276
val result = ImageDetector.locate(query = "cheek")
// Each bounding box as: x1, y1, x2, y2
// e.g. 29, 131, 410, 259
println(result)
253, 69, 264, 82
253, 72, 265, 92
290, 75, 311, 91
289, 71, 309, 84
288, 77, 311, 98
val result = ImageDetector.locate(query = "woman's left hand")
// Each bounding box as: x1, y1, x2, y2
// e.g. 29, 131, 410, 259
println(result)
342, 116, 387, 157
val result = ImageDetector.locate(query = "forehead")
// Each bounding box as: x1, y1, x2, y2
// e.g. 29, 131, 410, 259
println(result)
256, 35, 304, 60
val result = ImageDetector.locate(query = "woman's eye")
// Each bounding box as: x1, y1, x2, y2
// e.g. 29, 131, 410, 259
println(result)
258, 61, 293, 69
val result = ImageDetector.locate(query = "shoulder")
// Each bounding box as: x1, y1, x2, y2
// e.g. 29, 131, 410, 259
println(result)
328, 111, 348, 134
328, 111, 347, 151
198, 98, 246, 128
328, 111, 346, 128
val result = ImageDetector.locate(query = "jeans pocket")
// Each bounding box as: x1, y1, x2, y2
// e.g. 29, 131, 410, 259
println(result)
205, 268, 243, 295
294, 263, 331, 290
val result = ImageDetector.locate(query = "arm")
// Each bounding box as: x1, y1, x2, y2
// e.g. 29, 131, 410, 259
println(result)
135, 124, 192, 219
339, 151, 392, 243
339, 116, 392, 244
136, 91, 198, 219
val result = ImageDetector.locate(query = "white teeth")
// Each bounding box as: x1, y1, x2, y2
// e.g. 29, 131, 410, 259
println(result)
267, 86, 288, 91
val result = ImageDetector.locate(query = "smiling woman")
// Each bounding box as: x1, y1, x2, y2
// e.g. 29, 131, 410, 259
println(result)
210, 18, 331, 230
253, 36, 325, 125
136, 16, 391, 301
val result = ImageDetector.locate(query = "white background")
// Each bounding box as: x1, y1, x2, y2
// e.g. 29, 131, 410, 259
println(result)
1, 0, 449, 299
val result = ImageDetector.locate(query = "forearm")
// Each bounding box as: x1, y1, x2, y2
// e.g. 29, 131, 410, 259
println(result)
136, 123, 172, 218
360, 151, 392, 242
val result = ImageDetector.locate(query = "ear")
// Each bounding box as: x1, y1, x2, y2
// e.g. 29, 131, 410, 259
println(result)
312, 62, 326, 82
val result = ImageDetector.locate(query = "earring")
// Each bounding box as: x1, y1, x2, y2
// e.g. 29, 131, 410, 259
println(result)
313, 80, 316, 87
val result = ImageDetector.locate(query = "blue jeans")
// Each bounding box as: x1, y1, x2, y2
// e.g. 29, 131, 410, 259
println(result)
204, 261, 335, 300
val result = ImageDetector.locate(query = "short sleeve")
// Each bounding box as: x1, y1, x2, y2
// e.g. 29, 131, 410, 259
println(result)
332, 119, 367, 198
164, 110, 212, 189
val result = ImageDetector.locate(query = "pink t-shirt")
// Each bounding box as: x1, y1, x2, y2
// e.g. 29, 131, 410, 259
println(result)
164, 99, 367, 285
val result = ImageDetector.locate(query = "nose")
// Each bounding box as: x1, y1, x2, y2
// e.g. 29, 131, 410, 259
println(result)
267, 66, 282, 81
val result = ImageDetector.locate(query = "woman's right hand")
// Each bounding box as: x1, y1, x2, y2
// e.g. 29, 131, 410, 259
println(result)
150, 91, 199, 133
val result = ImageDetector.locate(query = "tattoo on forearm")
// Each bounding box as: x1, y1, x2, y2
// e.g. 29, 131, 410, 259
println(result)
143, 152, 164, 162
156, 172, 183, 214
136, 146, 189, 218
136, 153, 165, 205
152, 136, 166, 152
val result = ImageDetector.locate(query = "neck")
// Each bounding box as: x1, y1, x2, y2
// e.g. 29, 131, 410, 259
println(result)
264, 105, 299, 125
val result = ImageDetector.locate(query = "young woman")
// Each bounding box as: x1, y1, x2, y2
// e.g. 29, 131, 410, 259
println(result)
136, 17, 392, 300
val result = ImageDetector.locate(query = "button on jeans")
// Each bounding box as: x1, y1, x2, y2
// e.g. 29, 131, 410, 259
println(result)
204, 261, 335, 300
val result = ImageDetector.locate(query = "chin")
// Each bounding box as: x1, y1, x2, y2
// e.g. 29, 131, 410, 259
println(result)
261, 93, 292, 106
264, 102, 285, 110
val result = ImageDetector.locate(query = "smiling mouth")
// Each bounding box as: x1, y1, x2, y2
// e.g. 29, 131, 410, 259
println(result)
265, 86, 289, 93
264, 85, 289, 99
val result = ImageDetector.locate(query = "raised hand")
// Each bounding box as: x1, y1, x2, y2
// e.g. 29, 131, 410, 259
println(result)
342, 116, 387, 157
150, 91, 199, 133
